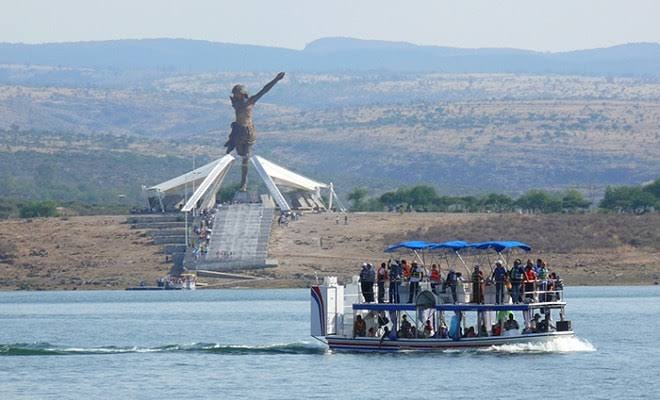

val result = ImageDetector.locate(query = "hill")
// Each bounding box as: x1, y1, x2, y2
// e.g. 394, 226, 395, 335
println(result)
1, 38, 659, 75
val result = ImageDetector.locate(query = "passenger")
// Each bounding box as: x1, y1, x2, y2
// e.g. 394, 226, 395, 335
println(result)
535, 259, 544, 275
367, 327, 376, 337
492, 323, 502, 336
445, 269, 459, 303
538, 261, 549, 301
471, 265, 484, 304
423, 320, 434, 338
536, 313, 555, 333
380, 326, 392, 344
408, 262, 423, 303
430, 264, 442, 294
509, 259, 525, 303
464, 326, 477, 338
524, 264, 537, 301
491, 260, 508, 304
359, 263, 370, 302
353, 315, 366, 338
388, 260, 402, 303
399, 315, 413, 338
377, 262, 388, 304
437, 321, 448, 338
503, 313, 519, 331
448, 312, 462, 339
401, 260, 411, 281
524, 313, 541, 334
549, 272, 564, 300
479, 323, 489, 337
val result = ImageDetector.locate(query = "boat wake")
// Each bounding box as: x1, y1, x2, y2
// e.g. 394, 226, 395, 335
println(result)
482, 336, 596, 354
0, 341, 327, 357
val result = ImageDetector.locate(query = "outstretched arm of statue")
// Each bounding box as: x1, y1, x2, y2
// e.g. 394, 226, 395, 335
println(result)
248, 72, 285, 105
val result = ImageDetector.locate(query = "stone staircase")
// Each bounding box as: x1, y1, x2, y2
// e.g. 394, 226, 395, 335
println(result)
192, 203, 275, 271
127, 214, 186, 272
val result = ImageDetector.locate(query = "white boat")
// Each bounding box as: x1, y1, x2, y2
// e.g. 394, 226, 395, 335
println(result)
310, 240, 574, 352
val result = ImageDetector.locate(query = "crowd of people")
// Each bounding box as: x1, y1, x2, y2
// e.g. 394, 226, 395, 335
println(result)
358, 258, 563, 305
353, 308, 556, 340
191, 208, 215, 259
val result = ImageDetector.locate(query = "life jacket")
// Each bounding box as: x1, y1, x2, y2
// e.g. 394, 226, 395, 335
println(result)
493, 266, 507, 281
430, 269, 441, 283
411, 266, 422, 279
403, 264, 412, 278
511, 266, 524, 281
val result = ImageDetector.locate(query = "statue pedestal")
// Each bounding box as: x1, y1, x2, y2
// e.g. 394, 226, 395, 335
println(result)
233, 191, 253, 203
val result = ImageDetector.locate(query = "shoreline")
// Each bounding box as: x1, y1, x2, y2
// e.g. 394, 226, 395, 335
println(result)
0, 212, 658, 291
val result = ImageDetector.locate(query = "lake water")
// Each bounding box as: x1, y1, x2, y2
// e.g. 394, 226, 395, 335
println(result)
1, 286, 659, 399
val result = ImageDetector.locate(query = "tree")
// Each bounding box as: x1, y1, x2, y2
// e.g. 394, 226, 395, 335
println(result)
18, 201, 58, 218
481, 193, 514, 212
516, 190, 561, 213
643, 179, 660, 199
561, 189, 591, 211
347, 187, 369, 210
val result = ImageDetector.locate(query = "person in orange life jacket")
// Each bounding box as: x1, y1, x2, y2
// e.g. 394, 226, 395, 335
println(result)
471, 265, 485, 304
430, 264, 442, 294
407, 262, 423, 303
524, 264, 537, 301
491, 260, 508, 304
401, 259, 411, 281
377, 262, 388, 304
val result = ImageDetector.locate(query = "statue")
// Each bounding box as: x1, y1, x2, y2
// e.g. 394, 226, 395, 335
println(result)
225, 72, 286, 191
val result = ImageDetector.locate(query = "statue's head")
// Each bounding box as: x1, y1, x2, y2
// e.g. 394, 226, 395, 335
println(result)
231, 84, 248, 101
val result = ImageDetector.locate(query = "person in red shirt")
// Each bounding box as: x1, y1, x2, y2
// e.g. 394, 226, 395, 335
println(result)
524, 264, 537, 301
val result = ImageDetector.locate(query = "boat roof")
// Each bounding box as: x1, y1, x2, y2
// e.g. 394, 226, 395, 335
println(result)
385, 240, 439, 252
353, 302, 564, 312
385, 240, 531, 252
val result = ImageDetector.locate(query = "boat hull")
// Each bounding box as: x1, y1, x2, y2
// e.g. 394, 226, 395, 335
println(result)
326, 331, 574, 352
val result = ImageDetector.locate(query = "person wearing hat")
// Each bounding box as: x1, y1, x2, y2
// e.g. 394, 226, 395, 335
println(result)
491, 260, 508, 304
225, 72, 286, 191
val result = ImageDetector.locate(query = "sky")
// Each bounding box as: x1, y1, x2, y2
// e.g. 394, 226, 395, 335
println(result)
1, 0, 659, 52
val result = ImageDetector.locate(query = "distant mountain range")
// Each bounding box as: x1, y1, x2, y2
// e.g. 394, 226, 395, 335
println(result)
1, 37, 659, 76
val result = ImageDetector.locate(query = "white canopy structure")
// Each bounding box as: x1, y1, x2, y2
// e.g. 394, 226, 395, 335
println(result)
147, 154, 345, 214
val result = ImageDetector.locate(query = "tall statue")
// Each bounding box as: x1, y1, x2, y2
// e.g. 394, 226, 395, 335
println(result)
225, 72, 286, 191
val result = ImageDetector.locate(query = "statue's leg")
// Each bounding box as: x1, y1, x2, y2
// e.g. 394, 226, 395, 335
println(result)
240, 156, 249, 191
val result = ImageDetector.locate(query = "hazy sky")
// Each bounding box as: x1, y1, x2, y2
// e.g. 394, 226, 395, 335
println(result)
2, 0, 659, 51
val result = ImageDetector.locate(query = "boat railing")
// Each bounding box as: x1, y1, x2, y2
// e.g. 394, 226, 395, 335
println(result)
353, 277, 564, 305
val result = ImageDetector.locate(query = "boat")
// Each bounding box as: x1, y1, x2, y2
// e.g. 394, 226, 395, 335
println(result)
126, 272, 197, 290
310, 240, 573, 352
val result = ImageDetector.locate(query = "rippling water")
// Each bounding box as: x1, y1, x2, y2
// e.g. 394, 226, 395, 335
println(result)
1, 286, 658, 399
